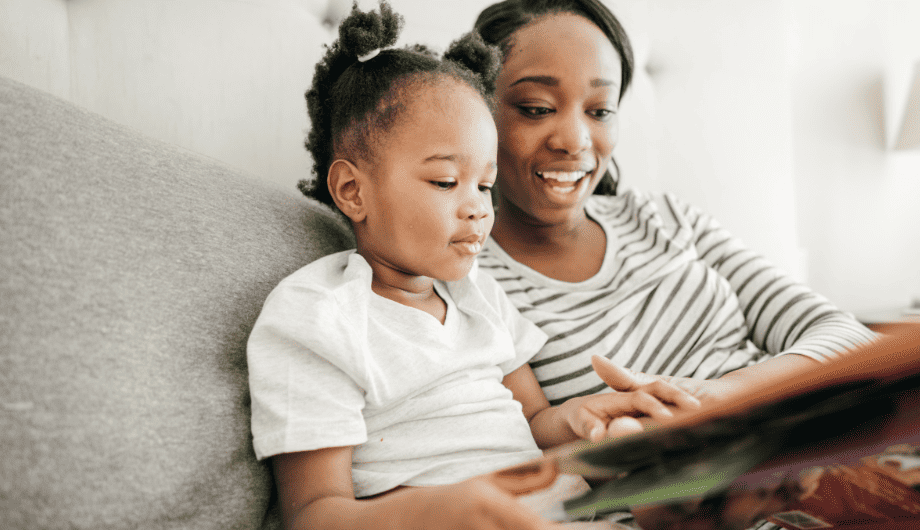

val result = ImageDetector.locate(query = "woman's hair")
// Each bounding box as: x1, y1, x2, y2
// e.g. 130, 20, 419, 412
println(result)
474, 0, 633, 196
299, 1, 501, 207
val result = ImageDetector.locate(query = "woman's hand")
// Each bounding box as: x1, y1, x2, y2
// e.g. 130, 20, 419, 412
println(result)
590, 354, 733, 407
557, 356, 703, 442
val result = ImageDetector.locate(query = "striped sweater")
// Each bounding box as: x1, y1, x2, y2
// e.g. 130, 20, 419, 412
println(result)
479, 190, 875, 405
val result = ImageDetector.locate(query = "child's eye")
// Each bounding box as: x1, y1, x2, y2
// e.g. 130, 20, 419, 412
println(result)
518, 105, 553, 118
431, 181, 455, 190
478, 184, 492, 193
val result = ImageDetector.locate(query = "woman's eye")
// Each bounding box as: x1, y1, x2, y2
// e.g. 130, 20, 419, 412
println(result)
589, 108, 616, 121
431, 181, 455, 190
518, 105, 553, 117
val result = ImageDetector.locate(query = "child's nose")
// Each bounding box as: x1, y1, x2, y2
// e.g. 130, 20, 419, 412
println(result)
459, 191, 491, 220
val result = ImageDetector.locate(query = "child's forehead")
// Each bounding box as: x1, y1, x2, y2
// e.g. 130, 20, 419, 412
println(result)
371, 79, 496, 165
394, 82, 489, 129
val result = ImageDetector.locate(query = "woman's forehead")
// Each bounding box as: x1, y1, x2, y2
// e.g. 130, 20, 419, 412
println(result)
500, 13, 621, 91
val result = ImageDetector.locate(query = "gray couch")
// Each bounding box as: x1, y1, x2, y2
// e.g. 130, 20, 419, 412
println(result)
1, 75, 354, 530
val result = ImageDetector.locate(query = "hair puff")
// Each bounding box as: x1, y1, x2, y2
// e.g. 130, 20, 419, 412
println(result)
336, 1, 401, 60
443, 32, 501, 95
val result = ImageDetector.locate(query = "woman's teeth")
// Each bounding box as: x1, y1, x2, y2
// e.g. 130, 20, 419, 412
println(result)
537, 171, 587, 183
536, 171, 588, 192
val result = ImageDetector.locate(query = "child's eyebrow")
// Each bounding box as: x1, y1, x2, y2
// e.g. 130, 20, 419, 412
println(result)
423, 154, 458, 163
423, 155, 497, 171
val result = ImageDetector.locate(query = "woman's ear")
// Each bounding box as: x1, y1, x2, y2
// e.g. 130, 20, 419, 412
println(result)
327, 159, 367, 223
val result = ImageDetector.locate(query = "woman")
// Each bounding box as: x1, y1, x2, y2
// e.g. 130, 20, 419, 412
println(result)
471, 0, 876, 528
473, 0, 873, 409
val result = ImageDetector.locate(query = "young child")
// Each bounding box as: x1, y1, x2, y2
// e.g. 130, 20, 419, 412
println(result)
246, 3, 700, 529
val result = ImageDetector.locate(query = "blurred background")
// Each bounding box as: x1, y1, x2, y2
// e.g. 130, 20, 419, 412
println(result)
2, 0, 918, 321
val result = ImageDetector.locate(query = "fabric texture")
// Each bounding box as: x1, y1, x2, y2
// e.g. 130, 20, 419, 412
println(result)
0, 76, 355, 530
248, 250, 547, 497
479, 191, 876, 405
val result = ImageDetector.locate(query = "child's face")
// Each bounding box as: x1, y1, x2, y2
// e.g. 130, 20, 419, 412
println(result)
358, 79, 497, 283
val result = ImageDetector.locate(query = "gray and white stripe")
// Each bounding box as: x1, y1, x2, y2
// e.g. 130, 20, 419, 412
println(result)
480, 191, 874, 406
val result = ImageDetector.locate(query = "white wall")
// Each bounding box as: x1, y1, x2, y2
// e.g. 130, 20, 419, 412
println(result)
2, 0, 917, 317
791, 0, 920, 316
641, 0, 804, 284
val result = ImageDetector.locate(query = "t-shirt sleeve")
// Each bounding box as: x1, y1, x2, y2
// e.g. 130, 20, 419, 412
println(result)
246, 280, 368, 460
470, 261, 548, 375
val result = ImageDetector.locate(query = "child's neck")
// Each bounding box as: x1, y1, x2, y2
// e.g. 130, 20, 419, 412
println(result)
360, 251, 448, 325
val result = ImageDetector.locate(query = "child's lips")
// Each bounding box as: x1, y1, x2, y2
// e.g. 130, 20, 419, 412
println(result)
451, 234, 483, 254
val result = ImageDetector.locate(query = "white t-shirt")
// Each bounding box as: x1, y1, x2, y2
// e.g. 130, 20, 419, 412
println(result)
247, 250, 547, 497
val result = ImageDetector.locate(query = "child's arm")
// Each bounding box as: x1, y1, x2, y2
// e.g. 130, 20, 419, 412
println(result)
273, 446, 559, 530
502, 358, 701, 449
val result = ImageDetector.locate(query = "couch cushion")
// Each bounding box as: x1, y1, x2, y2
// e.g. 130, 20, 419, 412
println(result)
0, 76, 354, 530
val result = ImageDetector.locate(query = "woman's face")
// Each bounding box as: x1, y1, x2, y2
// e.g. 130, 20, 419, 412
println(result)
494, 13, 622, 225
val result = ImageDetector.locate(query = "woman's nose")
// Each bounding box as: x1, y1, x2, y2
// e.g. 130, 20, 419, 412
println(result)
547, 112, 591, 154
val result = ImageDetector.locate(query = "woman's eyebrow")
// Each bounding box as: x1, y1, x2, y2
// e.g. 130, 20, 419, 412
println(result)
510, 75, 558, 87
509, 75, 616, 89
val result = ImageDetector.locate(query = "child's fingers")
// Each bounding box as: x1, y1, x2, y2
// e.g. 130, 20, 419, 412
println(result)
461, 477, 562, 530
605, 416, 644, 439
574, 393, 666, 441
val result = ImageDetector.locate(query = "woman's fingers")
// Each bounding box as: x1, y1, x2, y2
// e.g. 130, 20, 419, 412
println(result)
642, 378, 702, 411
591, 355, 640, 391
630, 390, 677, 420
591, 355, 702, 411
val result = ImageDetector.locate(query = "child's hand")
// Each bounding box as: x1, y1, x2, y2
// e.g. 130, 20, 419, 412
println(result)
561, 389, 675, 442
560, 356, 704, 442
399, 477, 561, 530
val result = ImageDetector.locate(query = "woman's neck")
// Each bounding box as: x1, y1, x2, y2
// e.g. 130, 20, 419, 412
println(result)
490, 195, 593, 252
490, 196, 607, 283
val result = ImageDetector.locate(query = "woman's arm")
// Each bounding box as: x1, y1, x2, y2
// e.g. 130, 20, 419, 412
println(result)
273, 447, 559, 530
502, 362, 699, 448
671, 193, 875, 364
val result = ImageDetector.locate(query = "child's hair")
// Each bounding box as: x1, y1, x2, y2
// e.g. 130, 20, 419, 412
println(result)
298, 1, 502, 208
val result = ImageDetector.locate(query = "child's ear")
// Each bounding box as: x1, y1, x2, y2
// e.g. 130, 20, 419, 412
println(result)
327, 159, 367, 223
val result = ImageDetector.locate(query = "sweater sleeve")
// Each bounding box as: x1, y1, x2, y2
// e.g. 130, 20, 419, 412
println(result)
664, 193, 876, 363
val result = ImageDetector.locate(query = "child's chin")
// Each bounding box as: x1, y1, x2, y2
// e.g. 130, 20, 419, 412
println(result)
437, 263, 475, 282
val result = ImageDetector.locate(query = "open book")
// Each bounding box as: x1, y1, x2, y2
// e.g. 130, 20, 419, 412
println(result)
489, 323, 920, 527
